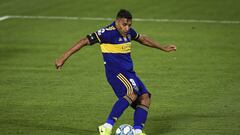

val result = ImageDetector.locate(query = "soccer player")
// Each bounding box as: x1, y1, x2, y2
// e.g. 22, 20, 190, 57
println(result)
55, 9, 176, 135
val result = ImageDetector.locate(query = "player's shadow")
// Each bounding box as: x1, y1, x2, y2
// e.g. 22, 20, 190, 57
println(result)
147, 113, 224, 134
0, 119, 95, 135
147, 115, 173, 134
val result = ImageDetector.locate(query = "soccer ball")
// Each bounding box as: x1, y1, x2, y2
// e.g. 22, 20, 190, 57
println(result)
115, 124, 135, 135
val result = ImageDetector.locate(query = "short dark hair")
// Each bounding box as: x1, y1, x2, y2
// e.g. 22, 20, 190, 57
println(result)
116, 9, 132, 19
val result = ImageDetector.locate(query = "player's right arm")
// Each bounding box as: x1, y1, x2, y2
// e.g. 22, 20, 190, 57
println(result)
55, 30, 102, 71
55, 37, 90, 71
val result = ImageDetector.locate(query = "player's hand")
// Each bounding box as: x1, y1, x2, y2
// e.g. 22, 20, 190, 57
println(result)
162, 45, 177, 52
55, 59, 64, 71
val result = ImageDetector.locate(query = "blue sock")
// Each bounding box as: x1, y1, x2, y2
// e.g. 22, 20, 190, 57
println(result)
133, 105, 149, 130
106, 96, 131, 125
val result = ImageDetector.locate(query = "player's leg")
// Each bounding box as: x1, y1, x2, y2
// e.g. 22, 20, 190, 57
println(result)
99, 93, 137, 135
106, 93, 137, 126
129, 75, 151, 135
99, 73, 137, 135
133, 93, 151, 135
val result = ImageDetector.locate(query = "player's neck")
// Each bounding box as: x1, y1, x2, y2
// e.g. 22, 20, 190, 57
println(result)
115, 26, 127, 37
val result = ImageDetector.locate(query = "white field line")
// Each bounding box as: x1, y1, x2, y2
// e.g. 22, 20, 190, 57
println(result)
0, 16, 10, 21
1, 15, 240, 24
9, 15, 79, 20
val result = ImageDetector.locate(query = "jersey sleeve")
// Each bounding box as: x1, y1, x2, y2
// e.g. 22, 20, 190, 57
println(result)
129, 28, 140, 41
86, 28, 107, 45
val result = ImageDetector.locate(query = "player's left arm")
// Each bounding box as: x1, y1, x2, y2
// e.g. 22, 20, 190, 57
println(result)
136, 34, 176, 52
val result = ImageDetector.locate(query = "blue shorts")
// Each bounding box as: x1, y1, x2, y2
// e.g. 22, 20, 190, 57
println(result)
105, 70, 151, 99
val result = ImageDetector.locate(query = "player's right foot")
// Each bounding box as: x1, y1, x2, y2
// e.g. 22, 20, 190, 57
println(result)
98, 125, 112, 135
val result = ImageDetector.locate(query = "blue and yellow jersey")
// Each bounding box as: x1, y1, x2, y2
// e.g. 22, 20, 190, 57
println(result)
87, 22, 140, 73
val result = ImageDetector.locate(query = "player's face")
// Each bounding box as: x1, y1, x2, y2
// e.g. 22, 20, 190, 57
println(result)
116, 18, 132, 36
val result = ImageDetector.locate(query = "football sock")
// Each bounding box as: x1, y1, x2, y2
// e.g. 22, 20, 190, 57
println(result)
103, 123, 113, 130
135, 129, 143, 134
133, 105, 149, 130
106, 96, 132, 126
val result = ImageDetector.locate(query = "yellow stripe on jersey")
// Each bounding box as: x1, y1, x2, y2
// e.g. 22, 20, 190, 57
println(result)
117, 73, 133, 95
100, 42, 131, 53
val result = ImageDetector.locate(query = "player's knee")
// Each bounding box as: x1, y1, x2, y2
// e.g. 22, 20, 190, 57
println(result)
139, 93, 151, 107
128, 92, 137, 101
123, 92, 137, 105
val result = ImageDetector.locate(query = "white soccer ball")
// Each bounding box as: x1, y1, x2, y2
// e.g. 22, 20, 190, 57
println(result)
115, 124, 135, 135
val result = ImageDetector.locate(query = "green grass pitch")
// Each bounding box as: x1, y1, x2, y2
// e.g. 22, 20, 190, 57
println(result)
0, 0, 240, 135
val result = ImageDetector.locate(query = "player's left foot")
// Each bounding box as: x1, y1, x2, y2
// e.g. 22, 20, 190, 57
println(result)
134, 128, 146, 135
98, 125, 112, 135
136, 133, 146, 135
